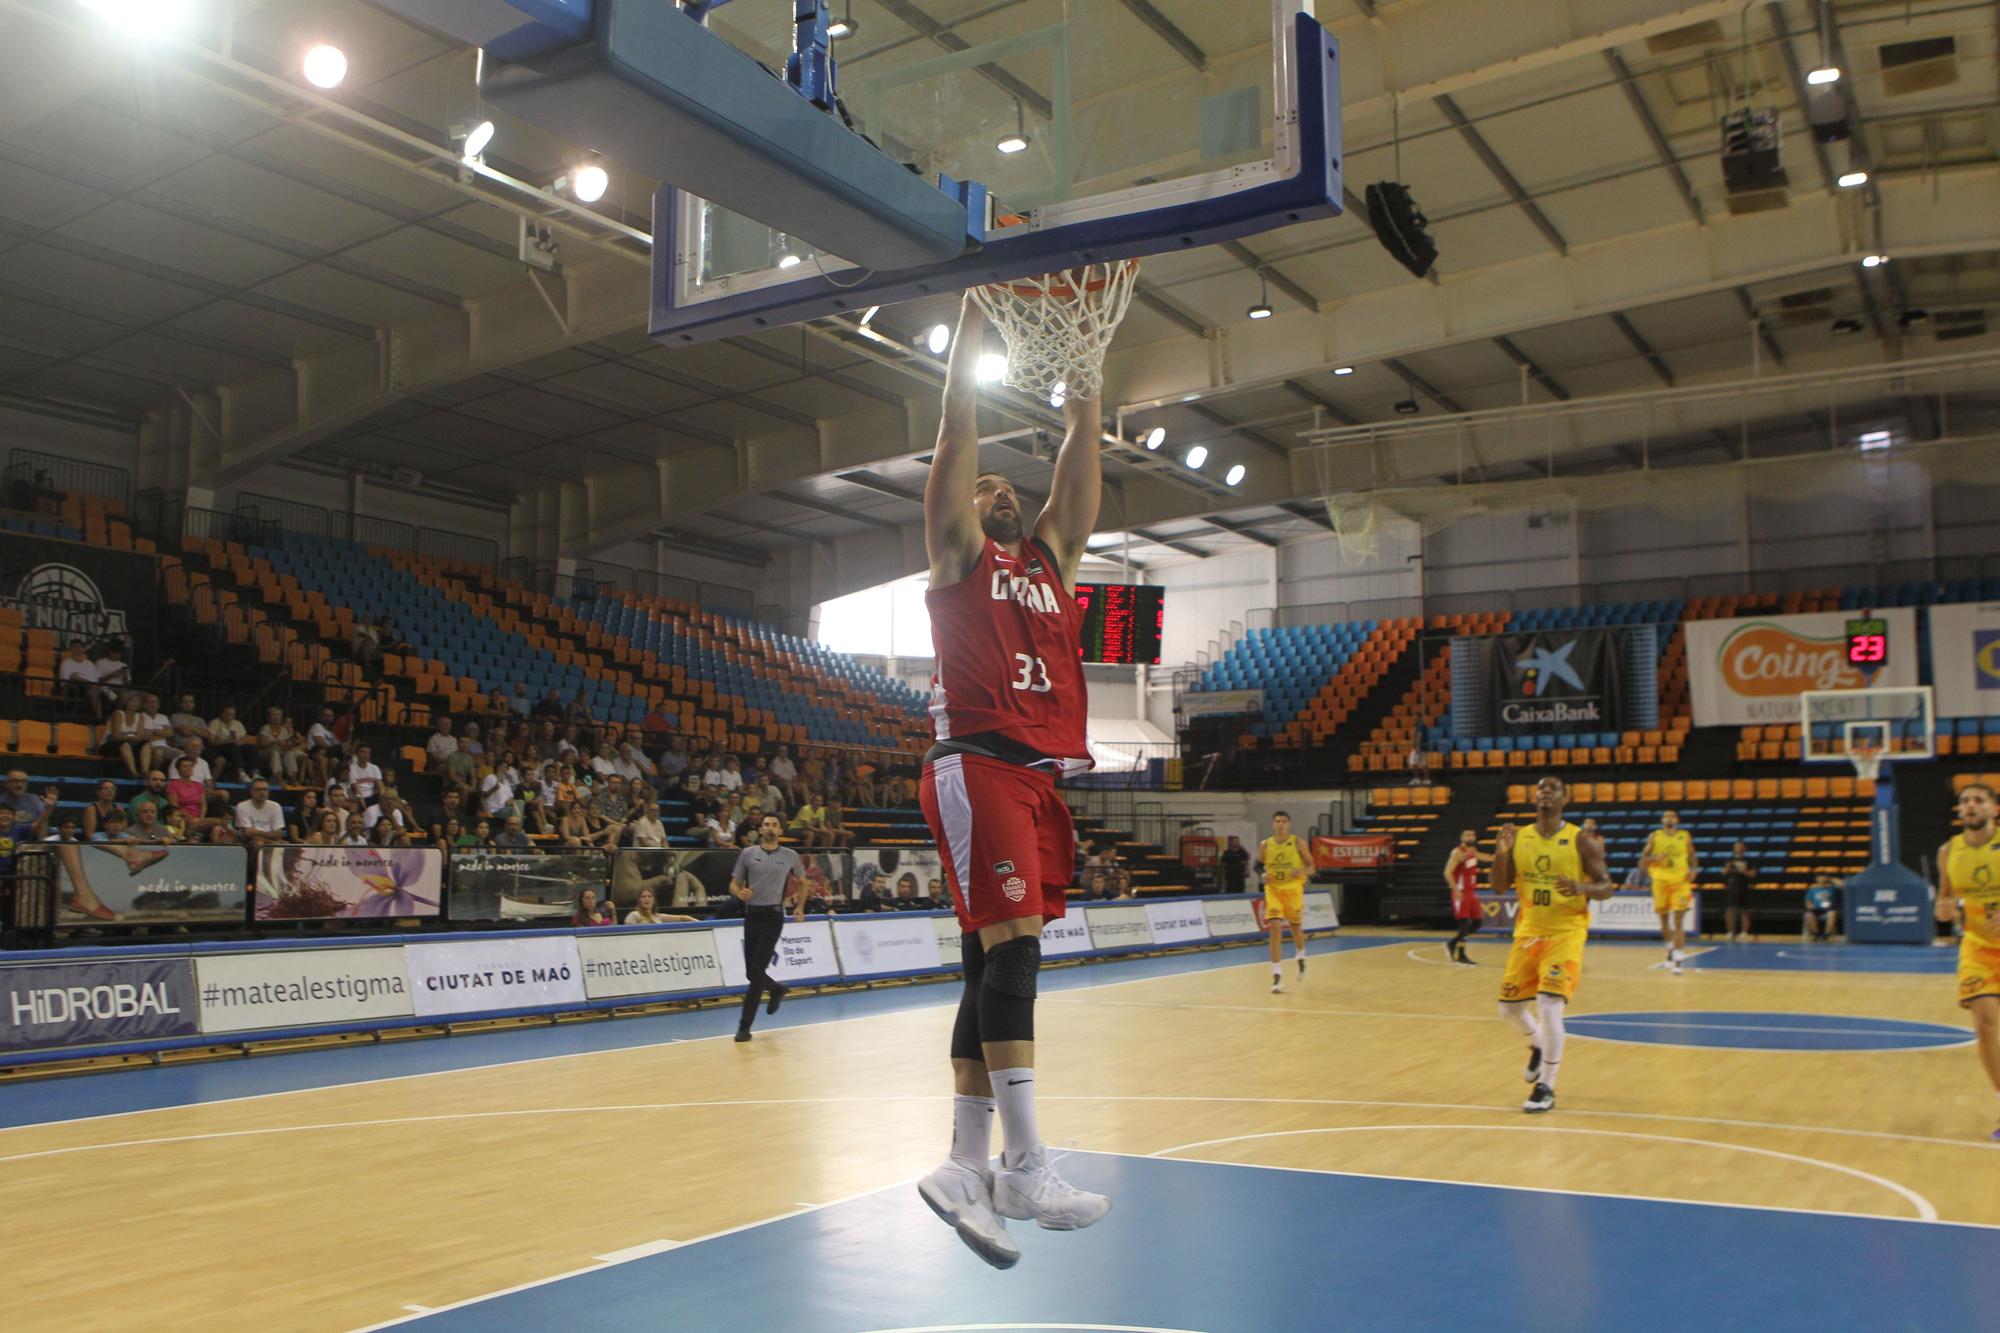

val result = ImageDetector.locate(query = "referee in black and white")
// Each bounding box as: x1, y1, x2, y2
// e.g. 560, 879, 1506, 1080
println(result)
731, 814, 805, 1042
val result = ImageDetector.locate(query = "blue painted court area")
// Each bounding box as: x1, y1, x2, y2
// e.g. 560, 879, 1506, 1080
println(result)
1570, 1010, 1971, 1051
393, 1152, 1990, 1333
0, 935, 1397, 1132
1689, 941, 1956, 974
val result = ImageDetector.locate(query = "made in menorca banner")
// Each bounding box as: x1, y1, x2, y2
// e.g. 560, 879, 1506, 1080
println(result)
1481, 628, 1627, 735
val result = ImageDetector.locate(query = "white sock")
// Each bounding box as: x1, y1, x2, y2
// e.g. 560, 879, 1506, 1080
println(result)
1272, 962, 1282, 977
949, 1094, 995, 1171
1537, 993, 1568, 1090
987, 1067, 1040, 1168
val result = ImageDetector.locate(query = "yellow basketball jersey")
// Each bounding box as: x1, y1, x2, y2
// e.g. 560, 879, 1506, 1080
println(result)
1512, 821, 1588, 937
1261, 835, 1309, 889
1649, 828, 1691, 878
1947, 832, 2000, 944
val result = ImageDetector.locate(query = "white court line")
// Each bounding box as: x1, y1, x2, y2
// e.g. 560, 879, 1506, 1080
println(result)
1146, 1123, 1938, 1221
1650, 945, 1718, 970
0, 938, 1402, 1138
1097, 998, 1491, 1022
858, 1325, 1207, 1333
352, 1179, 913, 1332
1573, 1015, 1971, 1037
590, 1239, 680, 1263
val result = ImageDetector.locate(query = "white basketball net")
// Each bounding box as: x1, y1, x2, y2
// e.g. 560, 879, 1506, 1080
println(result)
1850, 742, 1883, 783
969, 260, 1139, 402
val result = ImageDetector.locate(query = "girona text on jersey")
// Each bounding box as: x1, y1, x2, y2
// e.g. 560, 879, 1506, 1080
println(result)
993, 569, 1064, 614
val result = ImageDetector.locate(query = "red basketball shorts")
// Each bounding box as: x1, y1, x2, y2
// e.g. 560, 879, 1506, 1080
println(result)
920, 751, 1076, 934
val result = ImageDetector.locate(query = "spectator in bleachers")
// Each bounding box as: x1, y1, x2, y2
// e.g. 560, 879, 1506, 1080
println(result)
288, 789, 323, 841
532, 688, 565, 723
484, 686, 512, 722
565, 689, 595, 731
627, 799, 667, 849
570, 887, 609, 927
210, 704, 256, 779
752, 772, 787, 821
306, 706, 344, 787
1087, 871, 1110, 900
1804, 875, 1840, 941
525, 790, 557, 839
426, 716, 458, 769
166, 755, 210, 832
1723, 841, 1756, 942
365, 784, 417, 837
620, 740, 659, 791
176, 737, 215, 788
700, 793, 743, 848
0, 806, 16, 877
493, 815, 534, 850
1220, 835, 1250, 893
557, 724, 585, 761
259, 706, 307, 784
306, 809, 341, 844
423, 788, 465, 845
458, 720, 484, 759
589, 742, 621, 781
80, 779, 122, 840
476, 761, 516, 820
847, 760, 879, 809
658, 736, 690, 785
96, 806, 135, 843
435, 817, 465, 850
128, 802, 172, 845
788, 789, 828, 849
340, 813, 370, 847
168, 694, 220, 775
126, 769, 169, 825
765, 745, 798, 805
821, 798, 853, 850
509, 681, 533, 719
706, 754, 744, 792
136, 694, 173, 770
345, 744, 384, 803
595, 775, 631, 825
100, 692, 152, 776
438, 737, 476, 796
92, 642, 130, 700
351, 617, 383, 681
641, 700, 676, 739
234, 779, 285, 847
884, 769, 916, 808
557, 796, 611, 850
59, 639, 104, 717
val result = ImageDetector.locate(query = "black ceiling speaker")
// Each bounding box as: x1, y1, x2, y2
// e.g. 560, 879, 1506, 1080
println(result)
1366, 181, 1438, 279
1720, 108, 1786, 192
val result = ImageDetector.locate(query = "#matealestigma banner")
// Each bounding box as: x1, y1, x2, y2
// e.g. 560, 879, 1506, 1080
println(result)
0, 955, 198, 1054
195, 947, 412, 1035
35, 844, 248, 930
1482, 628, 1625, 735
256, 846, 443, 920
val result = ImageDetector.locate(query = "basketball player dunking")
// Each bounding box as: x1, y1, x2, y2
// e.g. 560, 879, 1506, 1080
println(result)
1936, 783, 2000, 1139
916, 293, 1111, 1268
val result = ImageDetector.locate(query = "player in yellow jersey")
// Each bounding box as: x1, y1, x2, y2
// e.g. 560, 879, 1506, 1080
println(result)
1492, 775, 1613, 1113
1259, 811, 1311, 994
1936, 782, 2000, 1140
1642, 810, 1698, 975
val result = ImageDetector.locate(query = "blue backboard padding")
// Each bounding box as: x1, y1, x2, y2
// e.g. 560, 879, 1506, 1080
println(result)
481, 0, 969, 270
374, 0, 592, 61
651, 13, 1343, 343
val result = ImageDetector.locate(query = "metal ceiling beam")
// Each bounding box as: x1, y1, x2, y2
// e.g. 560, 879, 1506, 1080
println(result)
1131, 527, 1209, 558
1433, 93, 1569, 257
1492, 335, 1572, 402
1765, 2, 1837, 194
1382, 357, 1468, 414
833, 470, 924, 504
1608, 312, 1676, 387
652, 528, 769, 569
1221, 242, 1318, 311
767, 489, 906, 533
869, 0, 1054, 119
1135, 286, 1211, 339
1282, 379, 1362, 427
1603, 50, 1704, 225
1280, 500, 1337, 531
1200, 514, 1282, 547
1114, 0, 1209, 72
1733, 288, 1787, 368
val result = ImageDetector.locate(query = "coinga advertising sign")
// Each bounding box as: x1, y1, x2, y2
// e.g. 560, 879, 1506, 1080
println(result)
1686, 609, 1917, 726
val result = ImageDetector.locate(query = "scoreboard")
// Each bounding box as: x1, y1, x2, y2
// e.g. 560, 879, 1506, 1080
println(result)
1845, 616, 1889, 669
1074, 583, 1164, 665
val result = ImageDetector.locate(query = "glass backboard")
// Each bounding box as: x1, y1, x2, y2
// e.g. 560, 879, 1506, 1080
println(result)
1801, 686, 1935, 773
653, 0, 1339, 342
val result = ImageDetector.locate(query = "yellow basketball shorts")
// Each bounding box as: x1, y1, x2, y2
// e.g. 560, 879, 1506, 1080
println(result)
1499, 931, 1586, 1003
1957, 935, 2000, 1008
1264, 882, 1305, 925
1650, 876, 1692, 914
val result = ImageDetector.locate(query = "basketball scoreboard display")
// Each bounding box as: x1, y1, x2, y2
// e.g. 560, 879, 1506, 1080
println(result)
1846, 617, 1889, 667
1075, 584, 1164, 665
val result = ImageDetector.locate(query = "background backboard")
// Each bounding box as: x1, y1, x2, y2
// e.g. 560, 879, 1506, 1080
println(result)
1801, 686, 1936, 771
652, 0, 1339, 343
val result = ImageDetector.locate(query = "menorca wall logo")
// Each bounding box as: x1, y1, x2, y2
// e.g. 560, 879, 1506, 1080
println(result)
1974, 629, 2000, 692
0, 562, 129, 643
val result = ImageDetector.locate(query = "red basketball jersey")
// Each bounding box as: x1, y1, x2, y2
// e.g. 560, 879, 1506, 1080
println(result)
926, 536, 1091, 771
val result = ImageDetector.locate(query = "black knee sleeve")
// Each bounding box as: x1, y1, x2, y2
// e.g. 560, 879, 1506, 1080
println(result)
977, 936, 1040, 1045
950, 932, 985, 1062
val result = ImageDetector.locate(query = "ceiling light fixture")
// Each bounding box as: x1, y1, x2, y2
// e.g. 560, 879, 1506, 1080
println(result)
1837, 168, 1868, 188
777, 253, 802, 270
1830, 316, 1863, 335
1806, 65, 1841, 85
858, 306, 879, 327
302, 44, 348, 89
79, 0, 188, 36
997, 101, 1030, 155
1225, 464, 1246, 486
1185, 446, 1208, 470
925, 323, 951, 355
827, 2, 858, 40
976, 352, 1008, 384
1332, 366, 1354, 376
1860, 253, 1888, 268
1247, 267, 1274, 320
455, 120, 495, 162
1394, 399, 1420, 415
1141, 427, 1165, 451
569, 163, 609, 203
1898, 308, 1929, 328
1049, 381, 1067, 408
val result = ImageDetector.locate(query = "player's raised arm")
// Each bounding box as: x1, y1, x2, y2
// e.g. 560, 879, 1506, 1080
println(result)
1490, 826, 1515, 893
925, 294, 989, 584
1034, 392, 1103, 592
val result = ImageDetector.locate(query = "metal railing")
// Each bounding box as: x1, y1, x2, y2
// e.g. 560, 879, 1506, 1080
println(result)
234, 492, 499, 567
504, 557, 758, 618
184, 506, 280, 547
4, 448, 132, 508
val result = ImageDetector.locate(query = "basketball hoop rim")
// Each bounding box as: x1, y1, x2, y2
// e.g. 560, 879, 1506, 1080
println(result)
984, 258, 1141, 302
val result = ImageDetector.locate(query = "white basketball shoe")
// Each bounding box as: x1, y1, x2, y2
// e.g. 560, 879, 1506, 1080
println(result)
918, 1160, 1019, 1268
992, 1145, 1112, 1231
